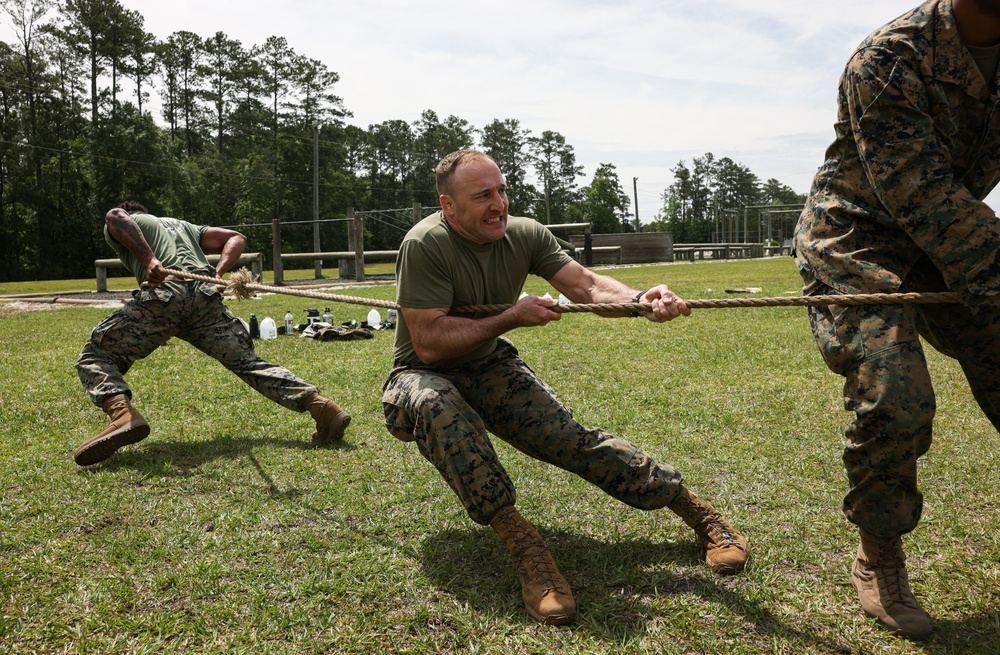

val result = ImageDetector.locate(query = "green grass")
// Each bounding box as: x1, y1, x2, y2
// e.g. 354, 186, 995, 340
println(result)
1, 257, 998, 654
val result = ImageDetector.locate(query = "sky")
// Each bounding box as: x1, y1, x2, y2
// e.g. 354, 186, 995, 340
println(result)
13, 0, 990, 221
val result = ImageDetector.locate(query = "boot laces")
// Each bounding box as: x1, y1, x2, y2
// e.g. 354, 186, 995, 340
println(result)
872, 552, 920, 609
504, 516, 566, 595
522, 546, 566, 594
679, 495, 739, 549
702, 517, 740, 548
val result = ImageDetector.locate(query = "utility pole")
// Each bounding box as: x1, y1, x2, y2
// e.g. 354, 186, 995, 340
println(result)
313, 124, 321, 278
632, 177, 639, 231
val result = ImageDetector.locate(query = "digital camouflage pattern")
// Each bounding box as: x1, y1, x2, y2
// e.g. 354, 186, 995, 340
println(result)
382, 339, 684, 525
795, 0, 1000, 538
795, 0, 1000, 298
77, 281, 317, 411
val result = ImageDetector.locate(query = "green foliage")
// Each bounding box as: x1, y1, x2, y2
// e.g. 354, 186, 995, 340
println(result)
528, 130, 583, 225
660, 154, 806, 244
0, 4, 804, 282
2, 258, 998, 654
580, 162, 632, 234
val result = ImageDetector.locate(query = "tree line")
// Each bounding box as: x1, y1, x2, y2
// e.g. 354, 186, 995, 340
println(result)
0, 0, 804, 282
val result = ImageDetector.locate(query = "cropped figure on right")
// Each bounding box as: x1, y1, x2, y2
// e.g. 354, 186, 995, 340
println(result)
794, 0, 1000, 641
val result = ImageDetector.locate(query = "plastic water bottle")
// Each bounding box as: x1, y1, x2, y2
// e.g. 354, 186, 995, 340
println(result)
260, 316, 278, 339
386, 308, 397, 322
284, 310, 294, 335
249, 314, 260, 339
323, 307, 333, 324
367, 308, 381, 329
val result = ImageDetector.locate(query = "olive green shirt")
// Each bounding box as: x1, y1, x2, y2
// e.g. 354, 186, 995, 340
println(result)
105, 213, 214, 287
393, 212, 573, 367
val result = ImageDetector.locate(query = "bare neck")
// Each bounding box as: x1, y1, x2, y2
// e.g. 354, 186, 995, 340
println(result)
953, 0, 1000, 46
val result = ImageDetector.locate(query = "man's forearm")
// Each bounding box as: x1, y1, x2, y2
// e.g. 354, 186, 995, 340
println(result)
412, 311, 520, 364
214, 235, 246, 276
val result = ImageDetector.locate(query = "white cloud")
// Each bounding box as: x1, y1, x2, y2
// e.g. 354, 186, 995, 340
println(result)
12, 0, 997, 219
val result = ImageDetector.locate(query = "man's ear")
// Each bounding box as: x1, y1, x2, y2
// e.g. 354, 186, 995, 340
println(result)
439, 194, 454, 217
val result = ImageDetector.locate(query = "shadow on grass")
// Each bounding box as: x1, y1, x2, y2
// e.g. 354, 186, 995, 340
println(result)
77, 432, 356, 484
418, 526, 836, 652
419, 526, 1000, 652
917, 612, 1000, 655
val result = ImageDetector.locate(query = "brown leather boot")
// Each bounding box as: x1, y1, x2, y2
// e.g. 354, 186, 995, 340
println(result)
667, 485, 749, 574
852, 531, 932, 639
306, 394, 351, 444
74, 394, 150, 466
490, 506, 576, 625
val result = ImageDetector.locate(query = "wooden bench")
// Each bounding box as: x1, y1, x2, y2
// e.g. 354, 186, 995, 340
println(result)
589, 245, 623, 265
95, 252, 264, 292
673, 244, 760, 261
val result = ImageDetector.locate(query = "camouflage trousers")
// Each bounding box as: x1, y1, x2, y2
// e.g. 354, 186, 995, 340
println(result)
76, 281, 317, 411
807, 274, 1000, 539
381, 338, 683, 525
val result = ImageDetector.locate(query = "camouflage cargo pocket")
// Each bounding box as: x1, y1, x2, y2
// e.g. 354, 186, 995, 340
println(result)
382, 402, 416, 442
382, 374, 416, 442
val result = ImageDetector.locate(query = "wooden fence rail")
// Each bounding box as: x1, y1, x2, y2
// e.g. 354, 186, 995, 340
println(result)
94, 252, 264, 292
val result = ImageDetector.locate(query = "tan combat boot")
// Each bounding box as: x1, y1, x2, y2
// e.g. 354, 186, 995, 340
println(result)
490, 506, 576, 625
852, 530, 931, 640
74, 394, 150, 466
306, 394, 351, 444
667, 485, 749, 574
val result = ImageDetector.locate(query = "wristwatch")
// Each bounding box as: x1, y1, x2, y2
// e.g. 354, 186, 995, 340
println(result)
630, 290, 646, 317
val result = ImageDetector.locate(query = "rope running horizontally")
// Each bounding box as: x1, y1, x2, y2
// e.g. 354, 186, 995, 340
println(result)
159, 267, 963, 314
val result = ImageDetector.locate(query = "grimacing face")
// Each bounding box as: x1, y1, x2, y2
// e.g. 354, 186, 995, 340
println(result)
440, 157, 510, 245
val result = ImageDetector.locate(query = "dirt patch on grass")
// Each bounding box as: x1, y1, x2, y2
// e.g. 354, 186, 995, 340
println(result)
0, 291, 130, 315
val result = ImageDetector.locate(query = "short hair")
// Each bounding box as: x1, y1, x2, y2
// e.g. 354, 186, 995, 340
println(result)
118, 200, 149, 214
435, 150, 496, 197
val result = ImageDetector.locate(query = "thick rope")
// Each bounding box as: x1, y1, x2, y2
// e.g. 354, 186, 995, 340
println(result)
159, 267, 963, 314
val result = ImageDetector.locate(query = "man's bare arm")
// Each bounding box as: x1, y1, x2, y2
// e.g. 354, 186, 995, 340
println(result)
548, 260, 689, 321
200, 227, 246, 277
403, 295, 561, 364
106, 208, 166, 286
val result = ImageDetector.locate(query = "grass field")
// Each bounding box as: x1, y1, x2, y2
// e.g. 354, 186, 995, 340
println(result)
1, 257, 997, 654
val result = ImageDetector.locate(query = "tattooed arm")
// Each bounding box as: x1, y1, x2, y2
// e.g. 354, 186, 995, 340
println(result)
106, 207, 167, 288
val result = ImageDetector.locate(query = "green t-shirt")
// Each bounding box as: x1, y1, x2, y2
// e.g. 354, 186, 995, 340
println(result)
105, 212, 214, 286
393, 212, 573, 367
966, 41, 1000, 87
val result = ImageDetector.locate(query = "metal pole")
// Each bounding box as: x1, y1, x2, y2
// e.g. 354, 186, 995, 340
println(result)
313, 124, 321, 279
632, 176, 639, 231
353, 211, 365, 283
340, 207, 355, 279
271, 215, 283, 286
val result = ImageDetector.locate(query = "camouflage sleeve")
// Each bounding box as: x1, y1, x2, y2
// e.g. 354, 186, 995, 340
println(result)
846, 46, 1000, 296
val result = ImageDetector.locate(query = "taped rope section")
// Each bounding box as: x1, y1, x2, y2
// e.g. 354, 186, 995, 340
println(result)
162, 267, 963, 314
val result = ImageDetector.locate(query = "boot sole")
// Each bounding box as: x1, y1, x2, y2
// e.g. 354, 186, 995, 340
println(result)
312, 412, 351, 444
74, 420, 151, 466
526, 606, 576, 626
707, 559, 746, 575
